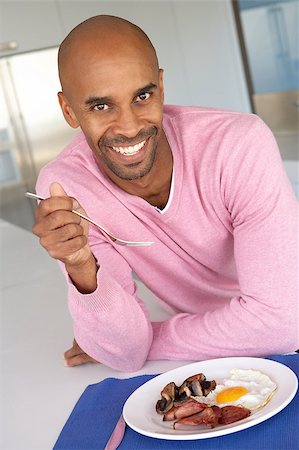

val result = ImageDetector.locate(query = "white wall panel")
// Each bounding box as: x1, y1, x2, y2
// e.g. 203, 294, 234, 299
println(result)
172, 1, 251, 111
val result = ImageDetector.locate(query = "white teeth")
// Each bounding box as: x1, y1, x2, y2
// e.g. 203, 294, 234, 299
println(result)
112, 140, 146, 155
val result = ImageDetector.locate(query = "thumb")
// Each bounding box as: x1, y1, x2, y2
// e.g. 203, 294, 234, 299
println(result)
49, 181, 68, 197
50, 181, 80, 211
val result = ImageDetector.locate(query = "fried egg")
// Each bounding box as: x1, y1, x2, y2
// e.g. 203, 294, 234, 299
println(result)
194, 368, 277, 411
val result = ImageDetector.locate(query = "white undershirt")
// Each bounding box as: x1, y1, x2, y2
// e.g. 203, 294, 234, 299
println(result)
154, 168, 175, 214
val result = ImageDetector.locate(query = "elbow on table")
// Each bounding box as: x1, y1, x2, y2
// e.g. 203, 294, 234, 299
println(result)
86, 333, 151, 373
108, 327, 153, 372
260, 318, 298, 356
273, 334, 298, 355
111, 356, 147, 372
102, 346, 149, 372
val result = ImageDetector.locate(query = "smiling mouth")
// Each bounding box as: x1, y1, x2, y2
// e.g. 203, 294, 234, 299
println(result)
111, 139, 147, 156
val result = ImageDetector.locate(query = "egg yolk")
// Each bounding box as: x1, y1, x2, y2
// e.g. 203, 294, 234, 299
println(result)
216, 386, 249, 404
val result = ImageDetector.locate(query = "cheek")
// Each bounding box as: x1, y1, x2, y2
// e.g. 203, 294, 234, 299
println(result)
78, 122, 105, 154
80, 116, 109, 143
139, 101, 163, 125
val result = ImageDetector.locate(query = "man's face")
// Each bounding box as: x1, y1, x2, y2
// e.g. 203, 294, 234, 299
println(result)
59, 48, 164, 181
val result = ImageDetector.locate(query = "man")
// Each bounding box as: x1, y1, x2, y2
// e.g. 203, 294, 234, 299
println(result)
33, 15, 298, 371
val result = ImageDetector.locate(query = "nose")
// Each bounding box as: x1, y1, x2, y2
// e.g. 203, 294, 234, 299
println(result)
111, 106, 144, 139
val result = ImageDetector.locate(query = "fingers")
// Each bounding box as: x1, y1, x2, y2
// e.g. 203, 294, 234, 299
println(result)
34, 196, 74, 221
64, 339, 98, 367
41, 230, 87, 259
33, 210, 87, 258
35, 182, 79, 222
33, 209, 80, 232
32, 184, 90, 266
64, 339, 81, 358
64, 353, 97, 367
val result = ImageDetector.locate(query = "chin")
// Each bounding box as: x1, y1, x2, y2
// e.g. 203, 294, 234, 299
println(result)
112, 161, 155, 181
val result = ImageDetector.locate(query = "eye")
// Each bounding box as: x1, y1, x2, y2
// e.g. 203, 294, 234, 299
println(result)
93, 104, 109, 111
136, 92, 151, 102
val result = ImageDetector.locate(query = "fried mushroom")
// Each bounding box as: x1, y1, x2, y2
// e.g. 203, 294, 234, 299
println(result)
156, 382, 177, 414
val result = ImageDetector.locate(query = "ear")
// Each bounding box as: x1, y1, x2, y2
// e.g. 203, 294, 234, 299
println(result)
57, 92, 80, 128
158, 68, 164, 103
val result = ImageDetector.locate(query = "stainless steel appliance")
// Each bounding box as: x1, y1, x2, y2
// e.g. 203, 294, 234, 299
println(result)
0, 47, 76, 230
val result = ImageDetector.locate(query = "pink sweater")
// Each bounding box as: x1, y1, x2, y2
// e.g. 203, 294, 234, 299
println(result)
37, 105, 298, 371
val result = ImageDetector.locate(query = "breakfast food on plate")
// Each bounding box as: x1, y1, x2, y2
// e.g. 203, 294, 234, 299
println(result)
173, 404, 251, 429
156, 369, 277, 429
193, 369, 277, 411
163, 399, 208, 421
156, 373, 216, 414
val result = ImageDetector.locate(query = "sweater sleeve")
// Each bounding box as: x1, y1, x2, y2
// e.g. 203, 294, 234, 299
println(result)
35, 171, 153, 372
148, 116, 298, 361
67, 257, 154, 372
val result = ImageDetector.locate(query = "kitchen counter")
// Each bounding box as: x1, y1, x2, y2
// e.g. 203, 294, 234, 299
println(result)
0, 219, 187, 449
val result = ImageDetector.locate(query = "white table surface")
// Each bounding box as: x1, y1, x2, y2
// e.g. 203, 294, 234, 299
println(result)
0, 219, 191, 449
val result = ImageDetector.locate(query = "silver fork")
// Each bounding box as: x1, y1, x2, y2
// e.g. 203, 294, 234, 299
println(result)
25, 192, 154, 247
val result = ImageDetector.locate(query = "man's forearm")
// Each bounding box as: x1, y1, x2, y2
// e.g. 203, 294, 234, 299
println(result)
66, 254, 98, 294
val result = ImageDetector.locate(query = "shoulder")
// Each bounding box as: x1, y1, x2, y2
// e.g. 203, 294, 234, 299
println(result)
162, 105, 272, 155
163, 104, 264, 134
163, 105, 276, 163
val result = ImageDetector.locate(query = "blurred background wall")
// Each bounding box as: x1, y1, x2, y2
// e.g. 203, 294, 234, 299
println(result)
238, 0, 299, 199
0, 0, 298, 230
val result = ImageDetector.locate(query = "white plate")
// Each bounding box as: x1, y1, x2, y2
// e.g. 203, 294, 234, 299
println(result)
123, 357, 298, 440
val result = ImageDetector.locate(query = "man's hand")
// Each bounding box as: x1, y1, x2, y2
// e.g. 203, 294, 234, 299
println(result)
33, 182, 98, 293
64, 339, 98, 367
33, 182, 91, 267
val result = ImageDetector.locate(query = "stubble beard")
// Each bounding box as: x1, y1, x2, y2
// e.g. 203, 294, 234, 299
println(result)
97, 127, 158, 181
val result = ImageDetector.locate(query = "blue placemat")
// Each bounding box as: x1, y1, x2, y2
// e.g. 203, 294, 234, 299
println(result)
53, 354, 299, 450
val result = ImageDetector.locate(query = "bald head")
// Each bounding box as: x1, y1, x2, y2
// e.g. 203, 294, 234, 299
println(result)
58, 15, 159, 93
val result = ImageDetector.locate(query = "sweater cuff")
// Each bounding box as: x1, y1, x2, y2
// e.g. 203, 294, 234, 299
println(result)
66, 265, 125, 315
